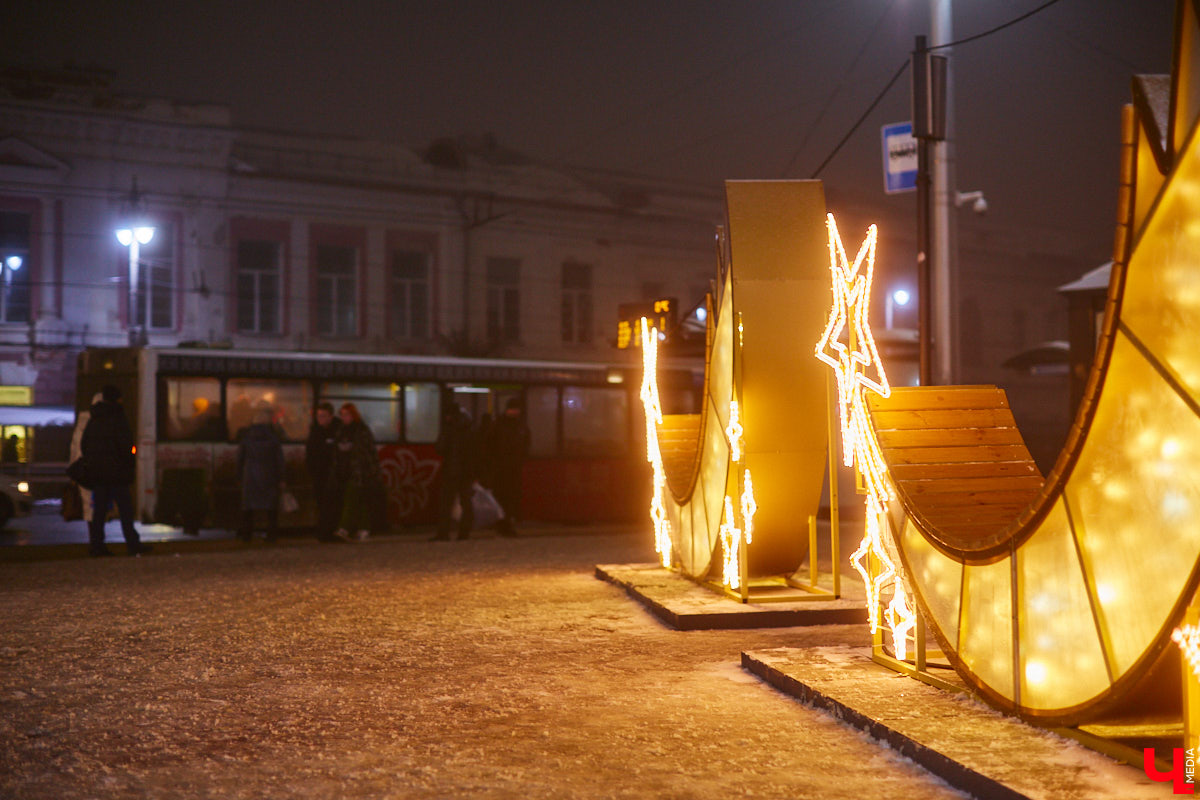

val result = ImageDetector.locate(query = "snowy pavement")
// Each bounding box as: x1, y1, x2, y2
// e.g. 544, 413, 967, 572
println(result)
0, 528, 973, 799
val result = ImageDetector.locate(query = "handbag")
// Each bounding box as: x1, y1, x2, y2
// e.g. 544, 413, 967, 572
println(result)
62, 482, 83, 521
66, 458, 94, 490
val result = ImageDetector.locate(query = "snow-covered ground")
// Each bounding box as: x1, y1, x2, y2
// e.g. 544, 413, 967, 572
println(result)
0, 529, 968, 798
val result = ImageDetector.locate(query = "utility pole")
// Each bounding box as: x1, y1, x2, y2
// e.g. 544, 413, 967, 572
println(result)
931, 0, 955, 385
912, 36, 947, 386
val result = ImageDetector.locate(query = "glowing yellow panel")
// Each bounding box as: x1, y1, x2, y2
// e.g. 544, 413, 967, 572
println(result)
665, 494, 683, 572
1122, 98, 1200, 401
1067, 333, 1200, 675
692, 486, 709, 556
960, 558, 1014, 702
708, 271, 734, 433
1016, 499, 1109, 711
698, 395, 730, 576
678, 494, 693, 564
899, 518, 961, 651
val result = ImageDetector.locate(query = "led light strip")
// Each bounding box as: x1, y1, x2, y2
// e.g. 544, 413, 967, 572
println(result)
1173, 624, 1200, 683
814, 213, 916, 660
639, 317, 672, 567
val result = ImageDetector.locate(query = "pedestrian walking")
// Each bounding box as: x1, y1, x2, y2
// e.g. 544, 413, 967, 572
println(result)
80, 385, 151, 557
236, 404, 285, 543
433, 402, 475, 541
305, 401, 342, 542
333, 402, 381, 543
67, 391, 102, 528
490, 398, 530, 537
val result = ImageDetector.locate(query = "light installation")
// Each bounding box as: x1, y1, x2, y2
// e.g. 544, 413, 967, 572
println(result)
1174, 625, 1200, 683
814, 213, 916, 659
638, 317, 672, 567
726, 399, 744, 462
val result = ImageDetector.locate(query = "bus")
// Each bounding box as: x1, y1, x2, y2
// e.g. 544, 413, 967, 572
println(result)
74, 347, 701, 532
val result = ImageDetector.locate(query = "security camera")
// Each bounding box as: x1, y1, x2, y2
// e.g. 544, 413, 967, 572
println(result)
955, 190, 987, 215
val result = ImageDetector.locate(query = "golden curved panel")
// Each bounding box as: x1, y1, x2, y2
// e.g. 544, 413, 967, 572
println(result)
648, 181, 830, 580
872, 9, 1200, 724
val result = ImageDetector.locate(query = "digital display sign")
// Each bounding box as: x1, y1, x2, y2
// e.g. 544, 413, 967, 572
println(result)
616, 298, 676, 349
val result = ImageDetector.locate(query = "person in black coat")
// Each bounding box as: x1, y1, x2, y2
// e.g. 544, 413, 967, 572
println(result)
81, 384, 151, 557
490, 399, 530, 537
305, 402, 342, 542
432, 402, 475, 541
237, 405, 285, 543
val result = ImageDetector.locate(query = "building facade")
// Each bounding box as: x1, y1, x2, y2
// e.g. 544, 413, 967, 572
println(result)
0, 72, 723, 412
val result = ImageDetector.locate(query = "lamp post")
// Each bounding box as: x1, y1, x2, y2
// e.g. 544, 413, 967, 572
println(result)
116, 225, 155, 345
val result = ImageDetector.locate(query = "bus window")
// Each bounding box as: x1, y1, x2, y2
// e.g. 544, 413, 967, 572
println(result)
163, 377, 225, 441
227, 379, 311, 441
562, 387, 628, 457
404, 383, 440, 443
526, 385, 559, 457
320, 382, 400, 443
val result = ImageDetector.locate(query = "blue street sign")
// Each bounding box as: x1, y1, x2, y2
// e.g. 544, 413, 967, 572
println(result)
882, 122, 917, 194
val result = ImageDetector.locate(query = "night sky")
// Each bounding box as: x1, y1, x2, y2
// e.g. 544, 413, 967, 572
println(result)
6, 0, 1176, 260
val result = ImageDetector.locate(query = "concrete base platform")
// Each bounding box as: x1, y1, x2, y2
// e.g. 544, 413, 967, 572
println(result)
595, 563, 868, 630
742, 646, 1166, 799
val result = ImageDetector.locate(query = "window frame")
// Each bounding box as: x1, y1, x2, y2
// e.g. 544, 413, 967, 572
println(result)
486, 256, 521, 344
309, 223, 366, 340
122, 210, 182, 334
560, 260, 593, 344
0, 200, 39, 325
386, 230, 437, 341
230, 217, 290, 337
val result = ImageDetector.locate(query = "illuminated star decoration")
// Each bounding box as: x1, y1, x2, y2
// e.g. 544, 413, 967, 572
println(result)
813, 213, 916, 660
639, 317, 672, 567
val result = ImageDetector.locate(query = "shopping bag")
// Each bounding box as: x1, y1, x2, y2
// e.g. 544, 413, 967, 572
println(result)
470, 483, 504, 530
280, 491, 299, 514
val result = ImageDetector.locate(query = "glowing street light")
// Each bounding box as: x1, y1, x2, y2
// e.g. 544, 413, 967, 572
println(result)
885, 288, 911, 330
115, 225, 154, 344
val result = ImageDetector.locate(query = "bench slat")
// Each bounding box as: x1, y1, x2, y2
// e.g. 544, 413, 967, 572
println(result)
868, 386, 1010, 411
876, 427, 1026, 447
871, 408, 1020, 430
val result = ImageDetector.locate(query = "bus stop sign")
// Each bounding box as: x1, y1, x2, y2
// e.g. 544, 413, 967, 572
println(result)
882, 122, 917, 194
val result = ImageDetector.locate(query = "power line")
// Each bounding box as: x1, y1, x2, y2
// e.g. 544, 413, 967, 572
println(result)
782, 0, 899, 177
930, 0, 1069, 51
804, 0, 1074, 179
809, 59, 909, 179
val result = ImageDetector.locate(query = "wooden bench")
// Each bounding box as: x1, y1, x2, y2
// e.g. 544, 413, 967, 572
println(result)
866, 386, 1044, 557
657, 414, 702, 498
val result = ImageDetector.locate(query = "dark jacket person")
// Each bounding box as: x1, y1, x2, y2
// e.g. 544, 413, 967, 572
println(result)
305, 402, 342, 542
237, 406, 285, 543
81, 384, 150, 557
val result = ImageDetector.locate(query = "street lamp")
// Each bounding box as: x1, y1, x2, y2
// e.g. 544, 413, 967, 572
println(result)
886, 288, 911, 330
115, 225, 154, 344
1, 255, 20, 321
